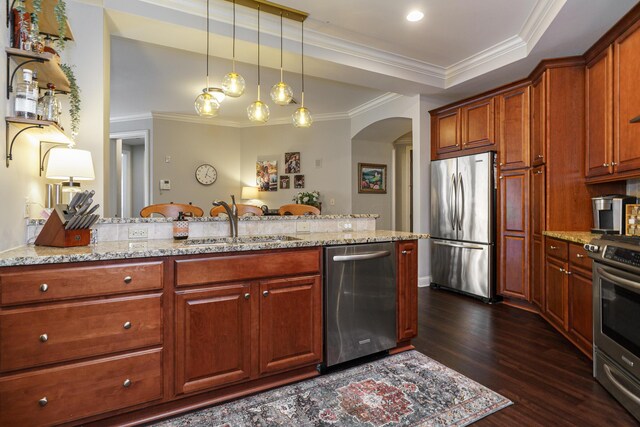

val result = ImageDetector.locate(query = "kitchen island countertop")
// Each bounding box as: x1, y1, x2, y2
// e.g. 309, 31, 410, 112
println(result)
0, 231, 429, 267
542, 231, 599, 245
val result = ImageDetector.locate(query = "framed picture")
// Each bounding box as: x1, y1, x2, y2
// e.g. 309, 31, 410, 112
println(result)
358, 163, 387, 194
256, 160, 278, 192
285, 152, 301, 174
280, 175, 290, 189
294, 174, 305, 189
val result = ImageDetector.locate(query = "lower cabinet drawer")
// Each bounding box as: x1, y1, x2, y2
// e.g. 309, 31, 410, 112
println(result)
0, 294, 162, 372
0, 348, 163, 427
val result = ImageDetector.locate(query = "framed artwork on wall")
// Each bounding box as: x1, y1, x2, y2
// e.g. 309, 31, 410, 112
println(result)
294, 174, 305, 189
256, 160, 278, 191
358, 163, 387, 194
285, 152, 301, 174
280, 175, 290, 189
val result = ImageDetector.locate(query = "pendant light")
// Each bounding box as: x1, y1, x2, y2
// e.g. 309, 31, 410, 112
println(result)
270, 12, 293, 105
292, 20, 312, 128
194, 0, 221, 117
221, 0, 246, 97
247, 5, 270, 123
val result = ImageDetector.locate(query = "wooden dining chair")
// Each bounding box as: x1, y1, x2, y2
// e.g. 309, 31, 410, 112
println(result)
210, 204, 264, 217
140, 203, 204, 219
278, 204, 321, 216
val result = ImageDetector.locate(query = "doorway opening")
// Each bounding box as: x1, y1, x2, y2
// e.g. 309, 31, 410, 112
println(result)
108, 130, 150, 218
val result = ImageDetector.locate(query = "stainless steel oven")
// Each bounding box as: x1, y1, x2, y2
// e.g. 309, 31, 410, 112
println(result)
587, 235, 640, 421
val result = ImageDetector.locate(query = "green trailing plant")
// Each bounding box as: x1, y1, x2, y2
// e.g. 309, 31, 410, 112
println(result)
30, 0, 42, 30
54, 0, 67, 51
61, 63, 81, 139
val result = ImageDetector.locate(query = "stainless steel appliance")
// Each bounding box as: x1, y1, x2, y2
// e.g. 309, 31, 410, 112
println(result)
592, 195, 636, 234
324, 242, 397, 367
586, 234, 640, 421
430, 152, 496, 301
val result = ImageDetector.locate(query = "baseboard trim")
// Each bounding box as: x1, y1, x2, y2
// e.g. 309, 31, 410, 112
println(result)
418, 276, 431, 287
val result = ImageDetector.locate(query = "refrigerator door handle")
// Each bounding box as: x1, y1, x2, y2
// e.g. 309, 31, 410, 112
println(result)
432, 240, 485, 250
449, 173, 457, 231
457, 172, 464, 231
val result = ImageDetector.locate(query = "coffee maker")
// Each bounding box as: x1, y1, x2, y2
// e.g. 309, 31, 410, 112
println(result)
592, 195, 637, 234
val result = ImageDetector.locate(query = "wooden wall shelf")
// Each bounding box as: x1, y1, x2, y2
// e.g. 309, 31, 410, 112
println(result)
5, 116, 68, 167
6, 47, 70, 98
7, 0, 74, 41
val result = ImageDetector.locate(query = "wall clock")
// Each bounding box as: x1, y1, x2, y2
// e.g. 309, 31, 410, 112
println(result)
195, 163, 217, 185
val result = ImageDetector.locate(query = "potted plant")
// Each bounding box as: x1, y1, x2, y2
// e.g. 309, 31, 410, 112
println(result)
293, 191, 321, 211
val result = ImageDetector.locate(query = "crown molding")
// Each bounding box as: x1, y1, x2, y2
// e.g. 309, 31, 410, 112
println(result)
110, 113, 153, 123
348, 93, 404, 117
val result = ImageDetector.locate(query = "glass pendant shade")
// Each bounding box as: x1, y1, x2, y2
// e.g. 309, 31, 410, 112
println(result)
222, 72, 246, 97
292, 105, 312, 128
247, 99, 270, 123
195, 90, 221, 117
270, 81, 293, 105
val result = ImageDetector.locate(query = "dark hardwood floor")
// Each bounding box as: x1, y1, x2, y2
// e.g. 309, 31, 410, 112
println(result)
414, 287, 639, 426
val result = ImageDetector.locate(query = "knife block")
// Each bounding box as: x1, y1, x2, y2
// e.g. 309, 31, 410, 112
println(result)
35, 210, 90, 247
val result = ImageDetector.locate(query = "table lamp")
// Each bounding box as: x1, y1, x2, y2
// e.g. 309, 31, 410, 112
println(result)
46, 148, 95, 202
241, 186, 259, 202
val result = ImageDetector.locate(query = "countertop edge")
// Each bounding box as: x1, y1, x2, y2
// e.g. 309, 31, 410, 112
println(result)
542, 231, 598, 245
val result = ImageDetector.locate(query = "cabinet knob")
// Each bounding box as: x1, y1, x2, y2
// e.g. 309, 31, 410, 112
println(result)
565, 270, 572, 275
499, 175, 504, 180
549, 246, 558, 250
611, 161, 618, 166
401, 250, 408, 254
559, 267, 564, 272
263, 291, 269, 297
536, 154, 544, 159
499, 162, 504, 166
603, 163, 610, 167
39, 283, 48, 293
123, 276, 132, 284
123, 379, 132, 388
576, 254, 585, 258
535, 170, 543, 174
123, 321, 132, 330
39, 334, 48, 343
244, 293, 250, 300
39, 397, 48, 407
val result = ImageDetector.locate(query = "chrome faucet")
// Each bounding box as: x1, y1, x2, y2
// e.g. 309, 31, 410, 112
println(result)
212, 195, 239, 238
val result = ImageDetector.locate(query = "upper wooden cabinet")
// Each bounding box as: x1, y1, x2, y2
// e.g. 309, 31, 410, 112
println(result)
614, 20, 640, 173
498, 86, 530, 170
431, 98, 497, 159
531, 74, 547, 166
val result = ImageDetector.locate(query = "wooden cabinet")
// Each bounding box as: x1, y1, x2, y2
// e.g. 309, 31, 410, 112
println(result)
174, 283, 254, 395
259, 276, 322, 375
498, 86, 530, 170
432, 108, 460, 156
498, 169, 529, 299
460, 97, 496, 150
585, 47, 614, 178
614, 20, 640, 174
397, 240, 418, 341
531, 74, 547, 165
544, 239, 593, 357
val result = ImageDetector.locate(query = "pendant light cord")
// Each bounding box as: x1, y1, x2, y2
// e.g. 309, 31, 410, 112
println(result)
301, 20, 305, 99
206, 0, 210, 87
232, 0, 236, 72
280, 12, 284, 81
257, 5, 261, 87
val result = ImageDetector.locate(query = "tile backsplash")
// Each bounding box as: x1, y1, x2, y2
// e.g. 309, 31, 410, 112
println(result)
627, 179, 640, 198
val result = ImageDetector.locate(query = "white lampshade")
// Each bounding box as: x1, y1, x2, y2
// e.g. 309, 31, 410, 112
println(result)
46, 148, 95, 180
241, 186, 259, 200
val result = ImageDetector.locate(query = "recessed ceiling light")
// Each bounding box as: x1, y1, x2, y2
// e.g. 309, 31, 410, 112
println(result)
406, 10, 424, 22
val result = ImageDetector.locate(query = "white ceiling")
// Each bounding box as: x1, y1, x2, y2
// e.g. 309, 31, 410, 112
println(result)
104, 0, 638, 122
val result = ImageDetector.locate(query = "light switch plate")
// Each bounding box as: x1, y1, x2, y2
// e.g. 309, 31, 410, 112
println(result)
159, 179, 171, 190
296, 221, 310, 233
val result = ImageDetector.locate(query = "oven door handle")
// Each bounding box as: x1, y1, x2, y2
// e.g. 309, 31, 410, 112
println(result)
604, 363, 640, 406
597, 267, 640, 292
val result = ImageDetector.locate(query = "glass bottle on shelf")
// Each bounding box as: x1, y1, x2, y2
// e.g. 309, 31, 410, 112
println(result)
41, 84, 62, 123
15, 69, 37, 119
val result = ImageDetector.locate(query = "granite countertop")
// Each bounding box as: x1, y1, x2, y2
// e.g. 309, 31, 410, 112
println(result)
0, 231, 429, 267
542, 231, 599, 245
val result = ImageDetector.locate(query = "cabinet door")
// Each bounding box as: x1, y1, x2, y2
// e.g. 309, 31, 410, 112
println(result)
433, 109, 461, 156
614, 21, 640, 173
461, 98, 495, 150
397, 240, 418, 341
531, 74, 546, 165
259, 276, 322, 375
175, 283, 254, 395
498, 86, 530, 170
545, 256, 568, 330
531, 236, 545, 311
585, 47, 614, 177
498, 170, 530, 300
568, 269, 593, 354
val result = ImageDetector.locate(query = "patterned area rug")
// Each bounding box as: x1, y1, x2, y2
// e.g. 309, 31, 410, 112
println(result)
155, 351, 512, 426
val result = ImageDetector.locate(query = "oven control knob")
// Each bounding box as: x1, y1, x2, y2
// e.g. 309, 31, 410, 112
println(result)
584, 244, 600, 253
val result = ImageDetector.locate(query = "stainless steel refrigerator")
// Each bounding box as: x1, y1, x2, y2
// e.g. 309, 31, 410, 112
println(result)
430, 152, 496, 301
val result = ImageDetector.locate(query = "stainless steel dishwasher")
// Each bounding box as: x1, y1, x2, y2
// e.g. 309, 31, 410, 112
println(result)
324, 242, 397, 367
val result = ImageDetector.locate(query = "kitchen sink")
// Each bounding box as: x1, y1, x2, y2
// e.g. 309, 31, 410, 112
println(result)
183, 235, 302, 246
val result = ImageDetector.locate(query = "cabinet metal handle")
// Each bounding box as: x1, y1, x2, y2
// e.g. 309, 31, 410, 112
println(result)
123, 276, 132, 284
401, 250, 408, 254
576, 254, 585, 258
39, 397, 48, 407
535, 170, 543, 174
39, 283, 48, 292
603, 163, 610, 167
536, 154, 544, 159
263, 291, 269, 297
550, 246, 558, 250
123, 379, 132, 388
123, 321, 132, 330
39, 334, 48, 343
244, 293, 250, 299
